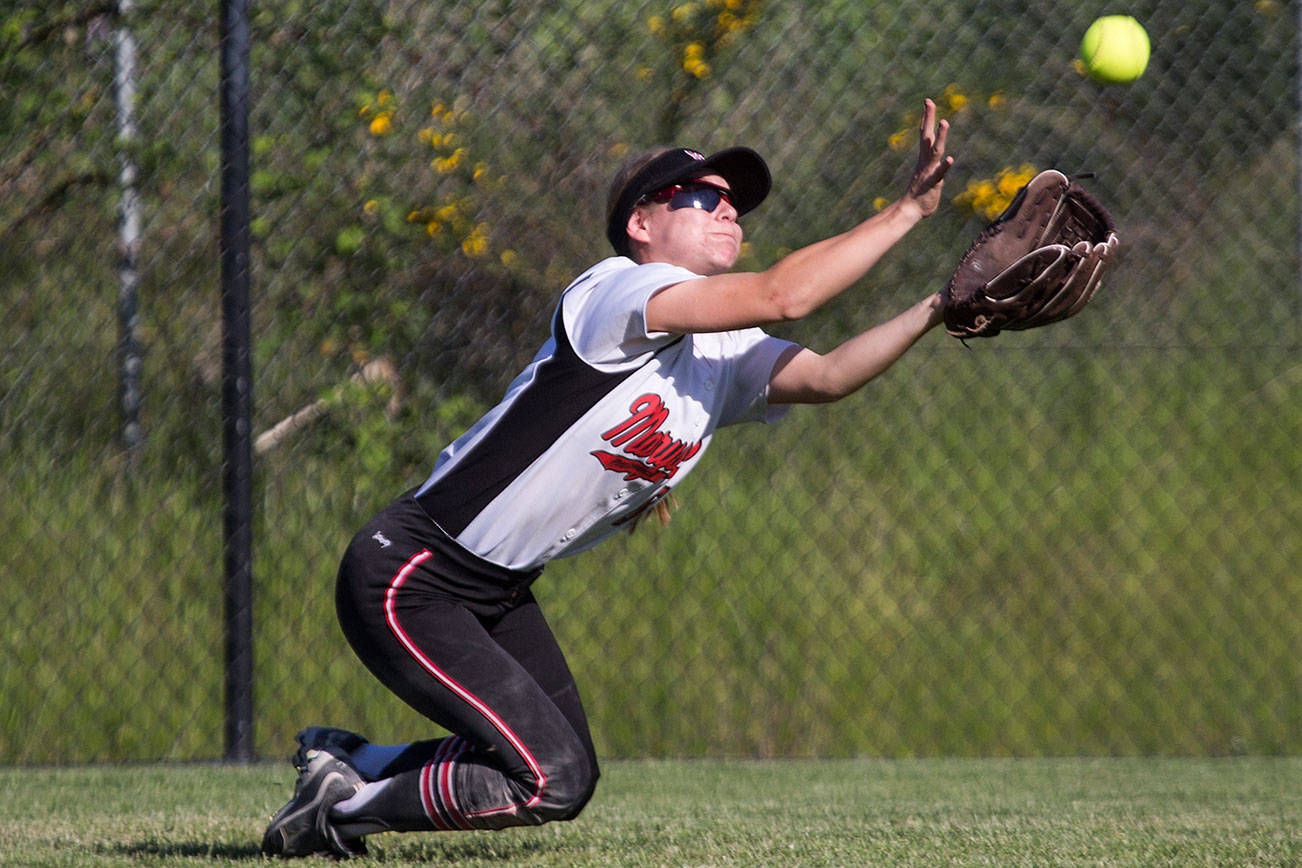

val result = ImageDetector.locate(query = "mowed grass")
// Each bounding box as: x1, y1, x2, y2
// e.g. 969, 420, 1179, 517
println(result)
0, 757, 1297, 866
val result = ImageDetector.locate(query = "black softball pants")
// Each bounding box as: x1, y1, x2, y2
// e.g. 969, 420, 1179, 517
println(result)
334, 494, 599, 830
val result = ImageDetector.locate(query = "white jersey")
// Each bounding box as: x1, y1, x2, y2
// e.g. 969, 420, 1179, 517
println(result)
414, 257, 798, 571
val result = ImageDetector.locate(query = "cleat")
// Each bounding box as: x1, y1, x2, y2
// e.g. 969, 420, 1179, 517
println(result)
261, 748, 365, 859
293, 726, 369, 773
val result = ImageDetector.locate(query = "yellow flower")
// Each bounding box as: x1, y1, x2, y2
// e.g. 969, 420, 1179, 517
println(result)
376, 89, 393, 106
431, 101, 448, 119
432, 149, 465, 173
987, 92, 1006, 110
462, 231, 489, 257
425, 220, 442, 236
637, 67, 653, 80
500, 249, 519, 267
684, 42, 705, 60
672, 2, 696, 23
684, 57, 711, 78
648, 15, 665, 35
996, 172, 1023, 198
363, 199, 380, 216
873, 197, 890, 212
435, 203, 459, 222
887, 129, 910, 151
417, 127, 435, 144
369, 113, 392, 136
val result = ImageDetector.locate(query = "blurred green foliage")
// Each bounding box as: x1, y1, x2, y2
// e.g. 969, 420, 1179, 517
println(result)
0, 0, 1298, 762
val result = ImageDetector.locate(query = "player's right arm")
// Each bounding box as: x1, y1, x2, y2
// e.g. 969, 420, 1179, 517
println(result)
645, 99, 953, 335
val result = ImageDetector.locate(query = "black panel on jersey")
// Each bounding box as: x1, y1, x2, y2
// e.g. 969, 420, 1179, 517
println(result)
415, 307, 674, 537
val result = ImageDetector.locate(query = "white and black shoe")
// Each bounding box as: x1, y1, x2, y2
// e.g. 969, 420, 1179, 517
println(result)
261, 747, 366, 859
293, 726, 369, 773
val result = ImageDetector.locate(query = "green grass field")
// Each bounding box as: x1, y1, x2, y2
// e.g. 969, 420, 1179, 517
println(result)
1, 758, 1297, 866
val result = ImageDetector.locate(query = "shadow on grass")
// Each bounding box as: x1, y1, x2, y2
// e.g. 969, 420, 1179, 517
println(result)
105, 833, 559, 863
103, 840, 264, 860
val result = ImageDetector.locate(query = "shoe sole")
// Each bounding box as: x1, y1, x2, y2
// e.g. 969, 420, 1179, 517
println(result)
262, 753, 363, 858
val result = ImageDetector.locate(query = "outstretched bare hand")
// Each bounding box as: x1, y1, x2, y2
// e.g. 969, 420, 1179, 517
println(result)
903, 98, 953, 218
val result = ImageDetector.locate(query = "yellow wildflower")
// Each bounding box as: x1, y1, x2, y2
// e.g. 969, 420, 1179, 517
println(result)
873, 197, 890, 212
996, 172, 1023, 198
425, 220, 441, 237
462, 230, 489, 258
431, 101, 448, 119
648, 15, 665, 35
887, 129, 910, 151
432, 149, 465, 173
363, 199, 380, 216
369, 113, 392, 136
376, 89, 393, 106
672, 2, 696, 23
941, 83, 967, 112
500, 249, 519, 267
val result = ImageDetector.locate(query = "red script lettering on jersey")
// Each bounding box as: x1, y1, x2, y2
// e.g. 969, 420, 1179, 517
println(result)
591, 393, 702, 484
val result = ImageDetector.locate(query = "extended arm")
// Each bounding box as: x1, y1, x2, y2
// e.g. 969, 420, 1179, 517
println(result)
644, 99, 953, 334
766, 293, 944, 404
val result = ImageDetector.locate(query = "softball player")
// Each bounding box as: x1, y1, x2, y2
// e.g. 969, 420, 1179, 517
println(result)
263, 99, 953, 858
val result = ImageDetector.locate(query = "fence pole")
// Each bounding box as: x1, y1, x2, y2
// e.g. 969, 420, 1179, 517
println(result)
113, 0, 143, 461
219, 0, 255, 763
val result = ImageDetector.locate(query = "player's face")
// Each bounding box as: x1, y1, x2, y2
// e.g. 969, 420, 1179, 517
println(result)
636, 174, 742, 275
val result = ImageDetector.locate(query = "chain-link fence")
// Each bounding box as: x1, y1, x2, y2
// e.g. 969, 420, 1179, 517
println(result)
2, 0, 1299, 763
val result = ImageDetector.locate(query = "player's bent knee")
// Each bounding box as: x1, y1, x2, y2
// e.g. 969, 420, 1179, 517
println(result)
533, 754, 599, 823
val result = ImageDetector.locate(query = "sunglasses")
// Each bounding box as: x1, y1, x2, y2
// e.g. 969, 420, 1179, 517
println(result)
640, 181, 733, 213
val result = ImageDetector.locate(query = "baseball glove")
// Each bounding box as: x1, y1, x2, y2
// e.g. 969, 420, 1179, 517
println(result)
941, 169, 1118, 339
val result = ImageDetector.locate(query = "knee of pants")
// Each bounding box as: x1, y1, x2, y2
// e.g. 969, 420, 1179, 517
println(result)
533, 751, 600, 823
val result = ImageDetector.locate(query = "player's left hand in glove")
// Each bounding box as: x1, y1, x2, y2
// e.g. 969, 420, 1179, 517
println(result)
940, 169, 1119, 339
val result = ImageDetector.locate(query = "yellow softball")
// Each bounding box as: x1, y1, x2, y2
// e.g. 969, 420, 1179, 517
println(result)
1080, 15, 1150, 84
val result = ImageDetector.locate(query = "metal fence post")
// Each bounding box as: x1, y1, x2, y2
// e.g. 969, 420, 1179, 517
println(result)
219, 0, 255, 763
113, 0, 143, 461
